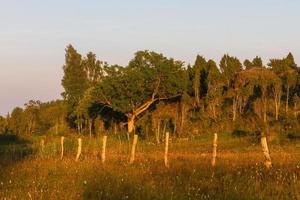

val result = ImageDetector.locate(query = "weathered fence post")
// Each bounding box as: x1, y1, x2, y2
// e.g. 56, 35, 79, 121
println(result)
164, 131, 170, 168
101, 135, 108, 163
75, 138, 82, 162
211, 133, 218, 167
260, 135, 272, 169
60, 136, 64, 160
129, 134, 138, 164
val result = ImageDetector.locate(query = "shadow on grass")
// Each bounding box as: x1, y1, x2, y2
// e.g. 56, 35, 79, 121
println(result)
0, 134, 35, 176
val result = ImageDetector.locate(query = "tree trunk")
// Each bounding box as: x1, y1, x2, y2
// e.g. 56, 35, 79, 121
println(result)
60, 136, 64, 160
114, 122, 117, 135
212, 103, 216, 119
275, 94, 279, 120
129, 134, 138, 164
286, 86, 290, 114
260, 136, 272, 169
80, 120, 83, 134
263, 97, 267, 123
162, 120, 167, 141
101, 135, 108, 163
194, 68, 200, 106
174, 104, 178, 135
164, 131, 170, 168
75, 138, 82, 162
89, 119, 92, 138
180, 103, 185, 136
211, 133, 218, 167
128, 116, 135, 134
232, 98, 237, 122
77, 114, 80, 134
156, 120, 160, 144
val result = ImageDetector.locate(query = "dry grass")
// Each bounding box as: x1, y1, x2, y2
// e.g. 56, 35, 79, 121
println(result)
0, 134, 300, 199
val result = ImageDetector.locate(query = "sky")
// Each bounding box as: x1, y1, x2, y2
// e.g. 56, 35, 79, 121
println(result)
0, 0, 300, 116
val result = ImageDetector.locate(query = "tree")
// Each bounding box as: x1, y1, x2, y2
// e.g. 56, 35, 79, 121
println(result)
92, 50, 186, 133
244, 56, 263, 69
24, 100, 41, 134
82, 52, 105, 87
38, 100, 68, 135
61, 45, 88, 132
220, 54, 242, 87
9, 107, 25, 135
206, 60, 223, 119
269, 53, 298, 114
237, 67, 280, 123
61, 45, 87, 107
0, 116, 7, 134
220, 54, 243, 121
192, 55, 207, 106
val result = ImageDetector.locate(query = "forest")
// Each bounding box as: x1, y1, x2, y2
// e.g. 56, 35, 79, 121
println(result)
1, 45, 300, 199
1, 45, 300, 140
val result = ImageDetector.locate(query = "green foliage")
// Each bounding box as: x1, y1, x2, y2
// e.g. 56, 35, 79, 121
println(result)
244, 56, 263, 69
3, 47, 300, 141
93, 51, 186, 114
61, 44, 87, 109
220, 54, 242, 87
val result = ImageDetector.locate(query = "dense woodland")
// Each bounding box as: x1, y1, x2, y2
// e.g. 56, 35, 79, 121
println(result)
1, 45, 300, 141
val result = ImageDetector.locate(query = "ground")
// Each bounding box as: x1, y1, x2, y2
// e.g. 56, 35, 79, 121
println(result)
0, 133, 300, 200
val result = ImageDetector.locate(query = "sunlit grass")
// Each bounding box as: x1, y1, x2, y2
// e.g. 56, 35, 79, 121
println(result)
0, 134, 300, 199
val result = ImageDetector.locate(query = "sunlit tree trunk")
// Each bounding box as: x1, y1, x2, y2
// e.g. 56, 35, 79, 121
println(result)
211, 133, 218, 167
101, 135, 107, 163
60, 136, 64, 159
286, 85, 290, 114
75, 138, 82, 162
156, 120, 160, 144
232, 97, 237, 122
294, 102, 298, 118
194, 67, 200, 106
260, 135, 272, 169
164, 132, 169, 168
113, 122, 117, 135
88, 119, 92, 138
263, 97, 267, 123
162, 120, 167, 141
274, 90, 281, 120
129, 134, 138, 164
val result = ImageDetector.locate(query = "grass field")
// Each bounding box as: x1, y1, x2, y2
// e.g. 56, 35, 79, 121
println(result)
0, 133, 300, 200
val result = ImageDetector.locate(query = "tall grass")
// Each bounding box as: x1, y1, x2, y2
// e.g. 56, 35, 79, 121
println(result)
0, 133, 300, 199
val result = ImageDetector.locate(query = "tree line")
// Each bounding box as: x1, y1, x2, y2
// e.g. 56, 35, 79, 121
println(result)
1, 45, 300, 140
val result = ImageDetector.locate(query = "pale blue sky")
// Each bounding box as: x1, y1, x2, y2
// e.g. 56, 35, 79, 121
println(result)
0, 0, 300, 116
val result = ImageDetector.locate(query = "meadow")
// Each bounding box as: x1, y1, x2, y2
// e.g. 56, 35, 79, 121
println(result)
0, 133, 300, 200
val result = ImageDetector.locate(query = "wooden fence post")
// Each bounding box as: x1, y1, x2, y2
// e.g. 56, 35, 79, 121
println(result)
129, 134, 138, 164
260, 135, 272, 169
60, 136, 64, 160
164, 132, 170, 168
101, 135, 108, 163
211, 133, 218, 167
75, 138, 82, 162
